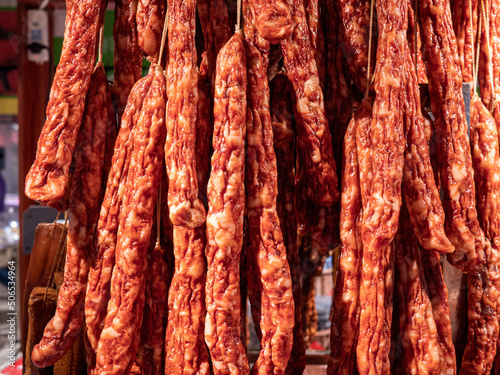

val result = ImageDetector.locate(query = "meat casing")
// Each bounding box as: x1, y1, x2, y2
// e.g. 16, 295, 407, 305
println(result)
452, 0, 478, 83
164, 54, 213, 375
304, 0, 326, 86
141, 242, 169, 375
394, 207, 440, 375
248, 0, 293, 44
338, 0, 373, 93
25, 0, 105, 209
136, 0, 165, 59
197, 0, 216, 89
356, 0, 407, 372
478, 0, 500, 108
165, 0, 206, 228
420, 250, 457, 375
164, 226, 210, 375
205, 32, 250, 375
270, 73, 306, 375
407, 3, 427, 84
196, 0, 233, 92
419, 0, 487, 272
401, 42, 453, 254
85, 73, 154, 353
31, 63, 111, 368
195, 54, 214, 192
92, 67, 166, 374
243, 0, 264, 343
243, 4, 295, 373
460, 96, 500, 375
323, 0, 352, 171
328, 100, 371, 375
281, 0, 339, 207
112, 0, 143, 118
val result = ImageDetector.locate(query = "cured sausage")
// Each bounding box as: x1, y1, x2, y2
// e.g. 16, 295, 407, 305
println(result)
136, 0, 165, 59
25, 0, 106, 209
460, 96, 500, 374
270, 73, 306, 375
338, 0, 374, 93
32, 63, 112, 368
165, 0, 206, 228
356, 0, 407, 372
419, 0, 487, 272
248, 0, 293, 44
92, 67, 166, 374
394, 207, 440, 375
164, 226, 210, 375
452, 0, 478, 83
141, 241, 169, 375
204, 32, 250, 375
304, 0, 326, 86
85, 73, 154, 354
281, 0, 339, 207
420, 249, 457, 375
478, 0, 500, 108
164, 50, 213, 375
244, 4, 295, 373
112, 0, 143, 118
327, 100, 371, 375
401, 43, 453, 254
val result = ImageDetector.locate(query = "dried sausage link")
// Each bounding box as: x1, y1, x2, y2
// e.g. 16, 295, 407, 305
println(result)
248, 0, 293, 44
408, 2, 428, 84
419, 0, 486, 272
338, 0, 374, 93
25, 0, 106, 209
270, 73, 306, 375
452, 0, 478, 83
420, 249, 457, 375
205, 32, 250, 375
164, 50, 213, 375
196, 53, 214, 196
323, 0, 352, 173
31, 63, 111, 368
136, 0, 165, 59
304, 0, 326, 86
198, 0, 232, 91
281, 0, 339, 207
328, 100, 371, 375
394, 207, 440, 375
491, 0, 500, 103
197, 0, 215, 88
243, 0, 268, 344
140, 242, 169, 375
85, 73, 154, 354
244, 5, 295, 373
461, 242, 500, 375
460, 96, 500, 374
211, 0, 233, 54
112, 0, 143, 118
164, 226, 210, 375
165, 0, 206, 228
401, 43, 453, 254
478, 0, 500, 108
471, 97, 500, 240
356, 0, 408, 372
92, 67, 166, 374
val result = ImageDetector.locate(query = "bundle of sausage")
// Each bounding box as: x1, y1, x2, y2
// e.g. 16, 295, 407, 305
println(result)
24, 0, 500, 373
